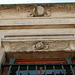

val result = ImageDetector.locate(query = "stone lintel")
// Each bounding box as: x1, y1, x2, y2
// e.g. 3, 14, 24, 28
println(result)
2, 36, 75, 53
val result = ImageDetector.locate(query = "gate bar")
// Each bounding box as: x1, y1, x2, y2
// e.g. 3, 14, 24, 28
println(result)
44, 62, 47, 75
36, 62, 38, 75
26, 62, 29, 75
17, 63, 20, 75
6, 58, 15, 75
65, 58, 75, 75
53, 64, 56, 75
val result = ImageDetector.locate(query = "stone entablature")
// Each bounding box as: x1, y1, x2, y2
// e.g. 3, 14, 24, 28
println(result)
0, 3, 75, 74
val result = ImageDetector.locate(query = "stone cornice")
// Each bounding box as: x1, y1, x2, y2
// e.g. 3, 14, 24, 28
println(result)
2, 36, 75, 42
0, 19, 75, 30
1, 19, 75, 25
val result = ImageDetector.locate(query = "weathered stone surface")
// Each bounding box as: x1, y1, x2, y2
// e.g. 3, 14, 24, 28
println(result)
33, 6, 45, 16
34, 41, 45, 50
2, 37, 75, 52
1, 3, 75, 74
0, 19, 75, 26
0, 3, 75, 19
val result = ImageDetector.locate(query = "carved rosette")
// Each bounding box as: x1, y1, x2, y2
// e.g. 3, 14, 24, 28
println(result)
28, 5, 51, 17
33, 41, 48, 50
33, 6, 45, 17
34, 41, 44, 50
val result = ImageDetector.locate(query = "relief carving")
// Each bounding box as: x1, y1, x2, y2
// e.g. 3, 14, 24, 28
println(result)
34, 41, 44, 50
33, 41, 69, 51
3, 40, 70, 52
33, 6, 45, 17
28, 5, 51, 17
0, 4, 75, 18
33, 41, 48, 50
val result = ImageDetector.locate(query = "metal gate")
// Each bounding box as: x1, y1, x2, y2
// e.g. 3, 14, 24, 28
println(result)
2, 58, 75, 75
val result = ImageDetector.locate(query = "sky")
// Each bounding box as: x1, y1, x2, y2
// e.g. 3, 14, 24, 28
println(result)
0, 0, 75, 4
